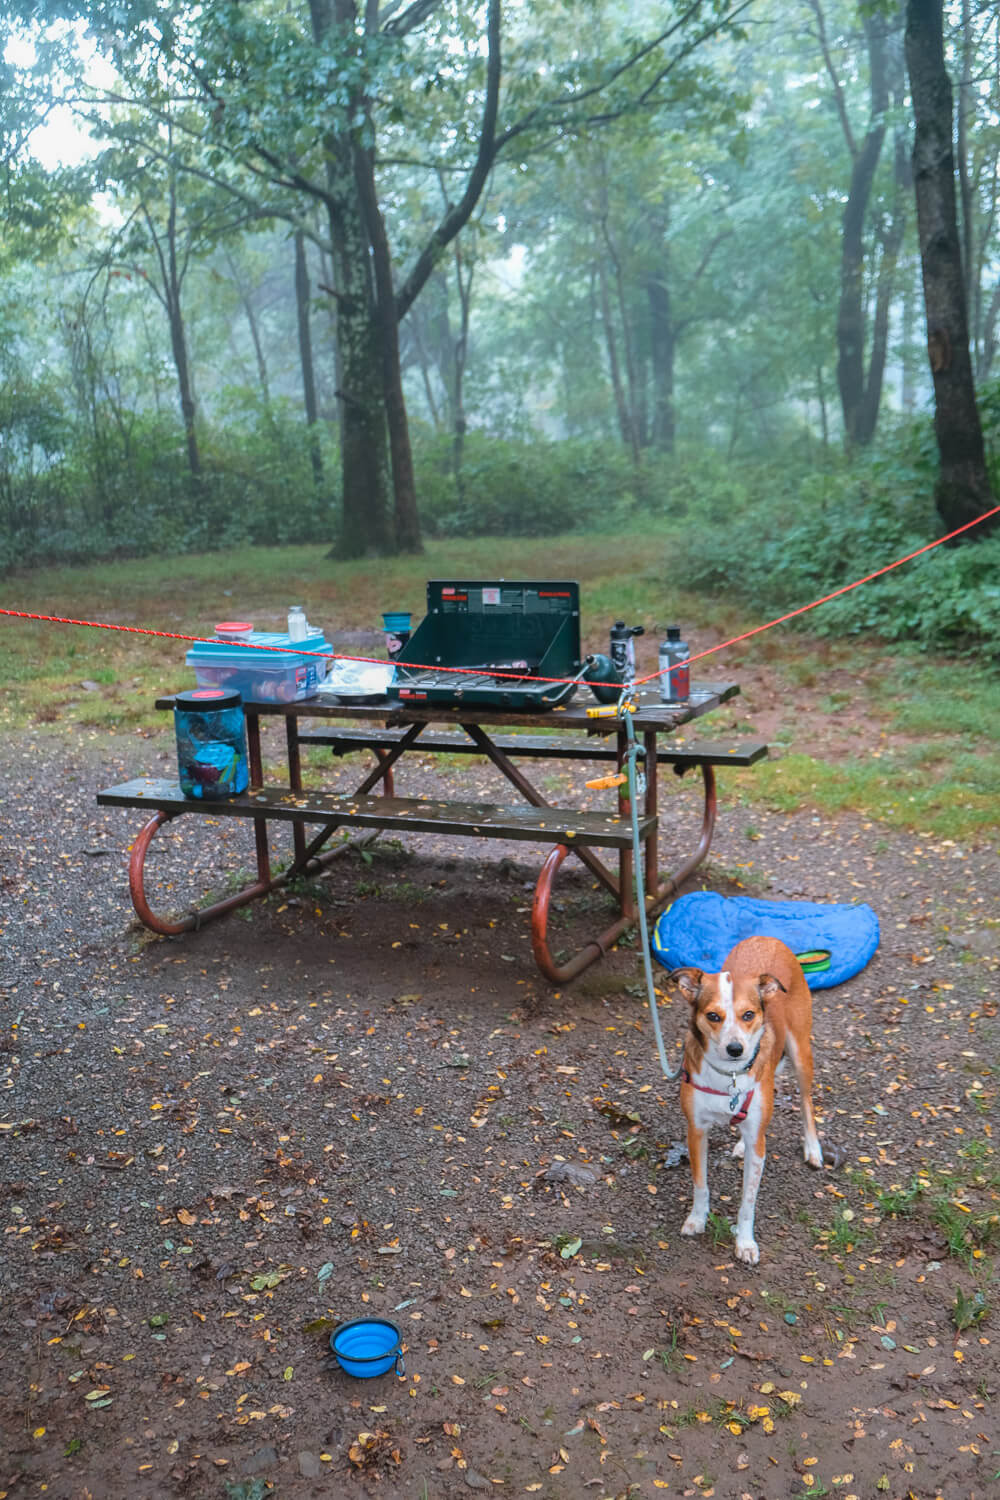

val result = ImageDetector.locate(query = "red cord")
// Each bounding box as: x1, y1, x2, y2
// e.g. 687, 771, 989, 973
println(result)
633, 500, 1000, 687
3, 501, 998, 686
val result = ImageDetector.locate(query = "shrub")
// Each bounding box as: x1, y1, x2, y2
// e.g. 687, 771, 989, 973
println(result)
677, 423, 1000, 660
0, 397, 338, 571
412, 430, 640, 537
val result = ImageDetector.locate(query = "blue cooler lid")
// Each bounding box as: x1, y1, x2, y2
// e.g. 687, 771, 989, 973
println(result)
185, 631, 334, 670
175, 687, 243, 710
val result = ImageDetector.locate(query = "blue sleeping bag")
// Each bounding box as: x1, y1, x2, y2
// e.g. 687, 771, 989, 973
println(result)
651, 891, 879, 990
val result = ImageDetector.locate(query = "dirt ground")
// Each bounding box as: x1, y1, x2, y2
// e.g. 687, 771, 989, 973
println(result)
1, 687, 998, 1500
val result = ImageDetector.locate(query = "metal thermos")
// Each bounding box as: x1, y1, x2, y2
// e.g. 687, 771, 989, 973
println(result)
609, 621, 645, 684
659, 626, 690, 704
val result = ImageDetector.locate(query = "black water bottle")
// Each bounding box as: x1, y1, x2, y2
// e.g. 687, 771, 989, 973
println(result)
609, 621, 644, 684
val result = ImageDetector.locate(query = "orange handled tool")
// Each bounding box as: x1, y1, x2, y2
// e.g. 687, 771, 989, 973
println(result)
585, 772, 628, 790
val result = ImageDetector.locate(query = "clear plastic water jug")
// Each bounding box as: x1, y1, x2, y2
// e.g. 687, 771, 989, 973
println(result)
173, 688, 249, 799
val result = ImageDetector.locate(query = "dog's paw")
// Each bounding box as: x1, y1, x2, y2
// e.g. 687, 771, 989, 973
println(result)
681, 1213, 707, 1236
734, 1235, 760, 1265
803, 1137, 823, 1169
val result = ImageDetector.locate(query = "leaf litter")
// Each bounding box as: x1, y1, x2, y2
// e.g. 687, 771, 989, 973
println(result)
0, 724, 997, 1497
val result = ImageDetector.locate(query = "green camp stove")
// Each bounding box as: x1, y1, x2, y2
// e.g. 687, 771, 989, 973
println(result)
388, 580, 582, 710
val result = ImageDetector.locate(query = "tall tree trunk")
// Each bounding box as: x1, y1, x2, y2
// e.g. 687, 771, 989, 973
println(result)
449, 240, 473, 508
294, 229, 323, 489
901, 269, 917, 410
149, 172, 201, 481
352, 131, 422, 553
646, 270, 675, 453
956, 0, 974, 315
225, 248, 271, 407
833, 13, 888, 446
598, 263, 639, 464
816, 364, 830, 450
311, 0, 392, 557
905, 0, 997, 534
326, 169, 393, 555
598, 209, 641, 462
318, 243, 343, 429
854, 128, 909, 444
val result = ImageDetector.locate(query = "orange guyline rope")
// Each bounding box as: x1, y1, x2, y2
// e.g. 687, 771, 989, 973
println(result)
3, 503, 998, 684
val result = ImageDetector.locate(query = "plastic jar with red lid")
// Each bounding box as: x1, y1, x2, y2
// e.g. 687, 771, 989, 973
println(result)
173, 688, 249, 799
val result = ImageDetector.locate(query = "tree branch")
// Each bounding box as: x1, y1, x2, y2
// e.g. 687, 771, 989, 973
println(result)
395, 0, 500, 320
382, 0, 443, 38
807, 0, 858, 159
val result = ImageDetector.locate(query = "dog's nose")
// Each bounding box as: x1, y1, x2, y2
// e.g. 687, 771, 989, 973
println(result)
726, 1042, 744, 1058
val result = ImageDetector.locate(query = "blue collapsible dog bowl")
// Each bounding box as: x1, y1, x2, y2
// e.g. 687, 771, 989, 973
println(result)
330, 1318, 404, 1378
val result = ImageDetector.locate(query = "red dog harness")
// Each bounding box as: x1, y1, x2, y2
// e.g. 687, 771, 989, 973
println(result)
679, 1069, 755, 1123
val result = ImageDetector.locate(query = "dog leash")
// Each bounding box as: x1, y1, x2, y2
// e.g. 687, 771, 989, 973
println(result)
618, 691, 684, 1083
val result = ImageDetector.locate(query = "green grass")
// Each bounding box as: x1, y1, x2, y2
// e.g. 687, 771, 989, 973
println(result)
749, 748, 1000, 839
705, 1209, 732, 1249
952, 1285, 990, 1332
1, 536, 692, 734
4, 536, 1000, 840
887, 661, 1000, 738
854, 1133, 1000, 1271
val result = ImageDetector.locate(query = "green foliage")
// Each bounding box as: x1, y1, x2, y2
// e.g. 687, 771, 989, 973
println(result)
677, 425, 1000, 659
951, 1285, 990, 1333
412, 430, 641, 538
0, 395, 336, 573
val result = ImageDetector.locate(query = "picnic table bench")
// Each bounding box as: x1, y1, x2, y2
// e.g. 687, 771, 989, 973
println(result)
96, 682, 767, 983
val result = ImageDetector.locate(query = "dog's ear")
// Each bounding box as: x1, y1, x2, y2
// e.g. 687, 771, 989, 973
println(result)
757, 972, 787, 1003
668, 967, 704, 1004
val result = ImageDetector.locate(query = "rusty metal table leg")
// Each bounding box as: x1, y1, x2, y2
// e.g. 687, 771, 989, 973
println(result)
654, 761, 716, 899
530, 760, 718, 984
532, 844, 639, 983
127, 810, 275, 936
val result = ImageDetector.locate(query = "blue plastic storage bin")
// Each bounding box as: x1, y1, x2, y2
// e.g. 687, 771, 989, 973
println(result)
186, 629, 334, 703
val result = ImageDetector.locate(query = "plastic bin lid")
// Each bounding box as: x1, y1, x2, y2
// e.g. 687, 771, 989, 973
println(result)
175, 688, 244, 711
186, 631, 333, 667
215, 621, 254, 638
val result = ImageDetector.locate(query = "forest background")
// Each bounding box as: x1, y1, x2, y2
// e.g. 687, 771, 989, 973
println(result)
2, 0, 1000, 660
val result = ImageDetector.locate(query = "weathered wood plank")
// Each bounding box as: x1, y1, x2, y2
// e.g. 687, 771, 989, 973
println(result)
297, 726, 768, 767
96, 778, 654, 850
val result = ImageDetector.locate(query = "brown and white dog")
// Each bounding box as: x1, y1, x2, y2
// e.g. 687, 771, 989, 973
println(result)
669, 936, 823, 1265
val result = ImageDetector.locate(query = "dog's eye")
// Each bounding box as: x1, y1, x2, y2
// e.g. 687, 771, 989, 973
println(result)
742, 1011, 755, 1023
706, 1011, 722, 1024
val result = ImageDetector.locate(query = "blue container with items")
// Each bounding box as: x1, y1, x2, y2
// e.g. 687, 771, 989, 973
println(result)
173, 688, 249, 800
186, 618, 334, 703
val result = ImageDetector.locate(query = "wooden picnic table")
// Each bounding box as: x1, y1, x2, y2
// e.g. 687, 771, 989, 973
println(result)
97, 681, 766, 983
